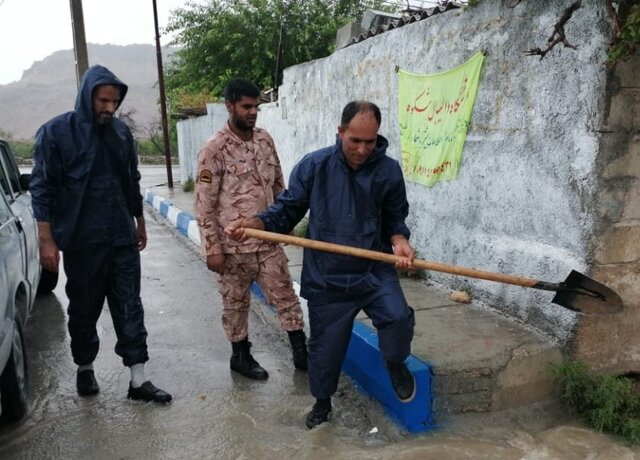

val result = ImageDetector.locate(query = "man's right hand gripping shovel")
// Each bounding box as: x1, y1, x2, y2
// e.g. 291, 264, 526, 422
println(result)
224, 217, 265, 243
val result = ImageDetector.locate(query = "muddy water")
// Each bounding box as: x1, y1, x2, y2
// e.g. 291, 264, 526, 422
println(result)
1, 194, 638, 458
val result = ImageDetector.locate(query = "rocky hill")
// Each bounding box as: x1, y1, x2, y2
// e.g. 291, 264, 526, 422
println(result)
0, 44, 174, 140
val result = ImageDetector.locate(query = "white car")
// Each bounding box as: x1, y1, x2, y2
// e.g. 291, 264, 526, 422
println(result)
0, 138, 41, 422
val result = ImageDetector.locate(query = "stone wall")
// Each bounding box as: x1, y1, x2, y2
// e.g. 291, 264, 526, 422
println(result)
572, 55, 640, 372
176, 0, 639, 369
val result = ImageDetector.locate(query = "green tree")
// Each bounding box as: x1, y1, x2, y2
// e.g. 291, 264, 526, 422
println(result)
0, 129, 34, 160
165, 0, 394, 105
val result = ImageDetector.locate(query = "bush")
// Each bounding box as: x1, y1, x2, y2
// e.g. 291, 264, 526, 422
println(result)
137, 138, 178, 157
551, 361, 640, 443
138, 155, 179, 165
7, 139, 34, 159
293, 216, 308, 237
182, 177, 194, 192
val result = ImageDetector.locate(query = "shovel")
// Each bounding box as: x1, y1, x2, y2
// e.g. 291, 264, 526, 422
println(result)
243, 228, 623, 316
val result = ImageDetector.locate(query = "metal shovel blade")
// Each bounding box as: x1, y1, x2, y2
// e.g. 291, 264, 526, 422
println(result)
552, 270, 624, 315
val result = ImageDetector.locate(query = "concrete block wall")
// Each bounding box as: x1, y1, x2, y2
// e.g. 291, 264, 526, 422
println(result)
572, 54, 640, 373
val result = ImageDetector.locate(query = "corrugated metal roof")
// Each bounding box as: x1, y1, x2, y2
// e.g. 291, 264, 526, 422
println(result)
344, 3, 462, 47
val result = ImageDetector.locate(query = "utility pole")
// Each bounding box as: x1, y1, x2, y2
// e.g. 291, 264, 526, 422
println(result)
69, 0, 89, 87
152, 0, 174, 189
274, 18, 284, 90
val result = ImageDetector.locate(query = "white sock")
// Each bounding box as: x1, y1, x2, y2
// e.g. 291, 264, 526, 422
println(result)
78, 363, 93, 373
130, 363, 146, 388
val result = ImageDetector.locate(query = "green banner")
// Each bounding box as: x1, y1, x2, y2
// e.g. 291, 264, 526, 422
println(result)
398, 52, 484, 186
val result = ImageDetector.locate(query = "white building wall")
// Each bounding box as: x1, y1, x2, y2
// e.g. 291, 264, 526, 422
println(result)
177, 103, 228, 182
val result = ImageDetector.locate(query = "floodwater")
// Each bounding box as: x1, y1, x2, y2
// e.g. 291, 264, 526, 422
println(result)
1, 166, 638, 459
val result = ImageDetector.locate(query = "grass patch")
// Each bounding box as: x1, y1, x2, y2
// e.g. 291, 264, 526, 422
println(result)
551, 361, 640, 443
182, 177, 194, 192
293, 216, 308, 237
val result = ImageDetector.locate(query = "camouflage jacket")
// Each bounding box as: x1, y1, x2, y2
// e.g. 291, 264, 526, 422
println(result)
195, 122, 285, 256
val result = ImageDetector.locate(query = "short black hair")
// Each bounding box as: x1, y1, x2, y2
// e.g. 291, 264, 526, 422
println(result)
340, 101, 381, 127
224, 78, 260, 102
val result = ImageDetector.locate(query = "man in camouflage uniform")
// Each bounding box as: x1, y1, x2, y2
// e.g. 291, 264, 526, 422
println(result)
194, 78, 307, 380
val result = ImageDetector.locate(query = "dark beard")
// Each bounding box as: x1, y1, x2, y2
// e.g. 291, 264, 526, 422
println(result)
232, 116, 253, 132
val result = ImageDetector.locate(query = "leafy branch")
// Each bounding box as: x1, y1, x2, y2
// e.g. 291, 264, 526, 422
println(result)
606, 2, 640, 66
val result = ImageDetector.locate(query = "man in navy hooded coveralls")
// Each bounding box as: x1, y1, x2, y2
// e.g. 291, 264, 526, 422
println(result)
226, 101, 416, 429
30, 65, 171, 403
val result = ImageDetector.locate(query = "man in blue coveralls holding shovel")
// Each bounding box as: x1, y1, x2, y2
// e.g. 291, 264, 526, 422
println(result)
226, 100, 416, 429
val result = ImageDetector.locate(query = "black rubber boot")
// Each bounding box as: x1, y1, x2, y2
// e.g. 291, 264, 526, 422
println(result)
76, 369, 100, 396
386, 360, 416, 402
305, 398, 331, 429
230, 338, 269, 380
287, 330, 308, 371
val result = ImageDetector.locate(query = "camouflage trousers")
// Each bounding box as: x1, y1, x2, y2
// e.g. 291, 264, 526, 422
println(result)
217, 246, 304, 342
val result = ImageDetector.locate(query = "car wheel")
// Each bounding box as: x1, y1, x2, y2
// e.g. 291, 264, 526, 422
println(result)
37, 268, 59, 295
0, 319, 29, 422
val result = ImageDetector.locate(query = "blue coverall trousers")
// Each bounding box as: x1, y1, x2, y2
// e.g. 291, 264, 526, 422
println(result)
307, 273, 415, 400
63, 243, 149, 367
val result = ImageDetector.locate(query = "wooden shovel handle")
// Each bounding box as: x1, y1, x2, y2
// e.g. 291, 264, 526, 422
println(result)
243, 228, 541, 289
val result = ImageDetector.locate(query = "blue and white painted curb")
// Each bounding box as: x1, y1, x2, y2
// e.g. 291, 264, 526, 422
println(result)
145, 189, 201, 246
144, 188, 434, 432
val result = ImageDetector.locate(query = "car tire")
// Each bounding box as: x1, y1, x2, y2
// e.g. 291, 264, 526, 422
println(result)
0, 319, 29, 422
37, 268, 59, 295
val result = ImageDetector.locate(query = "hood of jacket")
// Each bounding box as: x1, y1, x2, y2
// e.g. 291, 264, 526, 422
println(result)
75, 65, 129, 124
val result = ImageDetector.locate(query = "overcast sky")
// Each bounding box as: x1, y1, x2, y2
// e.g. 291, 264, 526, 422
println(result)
0, 0, 196, 85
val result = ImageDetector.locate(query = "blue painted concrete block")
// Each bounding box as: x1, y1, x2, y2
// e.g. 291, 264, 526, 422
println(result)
159, 200, 172, 218
250, 282, 277, 314
144, 191, 154, 204
250, 282, 264, 301
176, 212, 194, 236
342, 320, 434, 433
